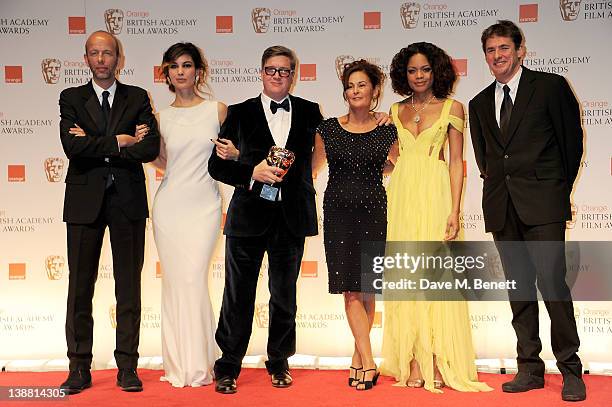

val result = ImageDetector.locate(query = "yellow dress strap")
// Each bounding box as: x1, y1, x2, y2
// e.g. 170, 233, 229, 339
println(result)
391, 102, 400, 124
443, 99, 464, 134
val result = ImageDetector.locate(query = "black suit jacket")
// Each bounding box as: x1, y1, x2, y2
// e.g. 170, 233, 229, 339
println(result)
469, 67, 583, 232
208, 94, 323, 238
59, 81, 160, 224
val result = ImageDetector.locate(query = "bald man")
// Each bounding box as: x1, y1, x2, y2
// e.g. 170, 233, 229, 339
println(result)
58, 30, 159, 394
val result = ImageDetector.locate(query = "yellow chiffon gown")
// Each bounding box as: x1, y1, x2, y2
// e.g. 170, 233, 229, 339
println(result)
380, 98, 492, 393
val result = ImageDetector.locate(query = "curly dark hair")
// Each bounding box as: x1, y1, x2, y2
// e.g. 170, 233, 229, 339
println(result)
161, 42, 209, 95
389, 42, 456, 99
341, 59, 385, 111
481, 20, 523, 53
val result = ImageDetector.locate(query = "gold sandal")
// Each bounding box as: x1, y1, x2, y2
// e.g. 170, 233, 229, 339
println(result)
406, 379, 424, 388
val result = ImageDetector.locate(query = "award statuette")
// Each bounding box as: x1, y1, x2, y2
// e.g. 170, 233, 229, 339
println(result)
260, 146, 295, 201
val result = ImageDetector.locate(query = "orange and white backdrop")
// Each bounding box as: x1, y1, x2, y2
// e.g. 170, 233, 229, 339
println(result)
1, 0, 611, 371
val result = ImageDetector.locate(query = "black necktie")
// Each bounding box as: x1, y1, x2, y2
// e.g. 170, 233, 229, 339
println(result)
102, 90, 111, 133
499, 84, 513, 141
270, 98, 290, 114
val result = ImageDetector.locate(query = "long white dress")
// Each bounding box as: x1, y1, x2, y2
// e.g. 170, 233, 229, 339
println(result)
152, 100, 221, 387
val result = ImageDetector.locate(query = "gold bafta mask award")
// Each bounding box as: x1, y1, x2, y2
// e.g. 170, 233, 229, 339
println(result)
260, 146, 295, 201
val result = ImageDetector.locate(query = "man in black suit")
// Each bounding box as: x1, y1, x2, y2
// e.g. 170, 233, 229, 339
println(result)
208, 45, 322, 394
469, 20, 585, 402
58, 30, 159, 394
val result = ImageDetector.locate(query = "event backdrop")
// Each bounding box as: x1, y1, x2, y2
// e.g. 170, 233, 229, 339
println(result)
1, 0, 611, 371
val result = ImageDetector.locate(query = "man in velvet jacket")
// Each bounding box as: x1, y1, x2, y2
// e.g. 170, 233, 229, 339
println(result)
208, 45, 322, 394
59, 31, 159, 394
469, 21, 585, 402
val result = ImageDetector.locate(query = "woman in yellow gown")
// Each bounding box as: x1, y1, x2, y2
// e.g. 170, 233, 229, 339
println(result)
380, 42, 492, 393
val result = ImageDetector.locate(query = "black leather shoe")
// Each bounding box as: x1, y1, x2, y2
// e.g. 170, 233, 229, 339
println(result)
215, 376, 237, 394
502, 372, 545, 393
271, 370, 293, 388
116, 368, 143, 392
562, 374, 586, 402
60, 369, 92, 394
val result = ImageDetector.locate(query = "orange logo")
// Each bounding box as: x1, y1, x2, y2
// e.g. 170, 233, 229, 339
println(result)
156, 261, 162, 278
452, 59, 468, 76
8, 165, 25, 182
9, 263, 26, 280
5, 66, 23, 84
519, 4, 539, 22
104, 9, 124, 34
300, 261, 318, 278
44, 157, 65, 182
400, 2, 421, 29
335, 55, 355, 80
155, 168, 164, 181
41, 58, 61, 84
252, 8, 271, 33
45, 255, 65, 280
216, 16, 233, 33
153, 66, 165, 83
109, 304, 117, 329
373, 311, 382, 328
364, 12, 381, 29
68, 16, 86, 34
560, 0, 581, 21
255, 303, 269, 328
300, 64, 316, 81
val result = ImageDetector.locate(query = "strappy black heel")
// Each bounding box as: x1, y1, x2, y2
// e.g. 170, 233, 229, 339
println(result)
348, 366, 363, 387
356, 368, 380, 391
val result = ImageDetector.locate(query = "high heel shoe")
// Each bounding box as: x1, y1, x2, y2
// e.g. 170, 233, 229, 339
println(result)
348, 366, 363, 387
406, 378, 424, 388
433, 379, 445, 389
356, 368, 380, 391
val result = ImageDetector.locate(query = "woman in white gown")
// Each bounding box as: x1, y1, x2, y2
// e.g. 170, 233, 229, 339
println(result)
151, 42, 238, 387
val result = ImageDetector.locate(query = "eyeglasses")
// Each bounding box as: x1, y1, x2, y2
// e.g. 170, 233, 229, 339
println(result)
264, 67, 293, 77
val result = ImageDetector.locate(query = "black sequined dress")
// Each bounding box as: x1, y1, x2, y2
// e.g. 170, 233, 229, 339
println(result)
317, 118, 397, 293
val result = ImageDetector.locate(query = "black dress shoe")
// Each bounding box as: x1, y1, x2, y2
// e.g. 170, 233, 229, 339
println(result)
116, 368, 143, 392
562, 374, 586, 402
60, 369, 92, 394
215, 376, 237, 394
502, 372, 545, 393
271, 370, 293, 388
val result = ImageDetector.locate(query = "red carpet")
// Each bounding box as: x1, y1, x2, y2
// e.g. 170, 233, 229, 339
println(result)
0, 368, 609, 406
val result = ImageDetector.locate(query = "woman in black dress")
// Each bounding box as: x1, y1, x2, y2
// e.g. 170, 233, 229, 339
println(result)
312, 60, 397, 391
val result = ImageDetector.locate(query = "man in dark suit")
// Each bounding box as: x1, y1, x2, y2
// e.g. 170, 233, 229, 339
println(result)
208, 45, 322, 394
469, 20, 585, 402
58, 30, 159, 394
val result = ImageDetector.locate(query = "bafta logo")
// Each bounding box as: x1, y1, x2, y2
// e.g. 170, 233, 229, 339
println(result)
566, 202, 578, 229
109, 304, 117, 329
252, 8, 271, 33
560, 0, 582, 21
254, 303, 269, 328
41, 58, 61, 84
45, 255, 65, 280
400, 2, 421, 29
574, 306, 581, 326
334, 55, 355, 80
104, 9, 125, 34
44, 157, 65, 182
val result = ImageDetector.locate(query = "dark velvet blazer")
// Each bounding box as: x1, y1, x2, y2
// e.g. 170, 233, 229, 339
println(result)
208, 94, 323, 237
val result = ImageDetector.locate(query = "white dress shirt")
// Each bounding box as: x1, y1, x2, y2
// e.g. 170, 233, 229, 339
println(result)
260, 92, 291, 148
495, 66, 522, 127
91, 80, 117, 108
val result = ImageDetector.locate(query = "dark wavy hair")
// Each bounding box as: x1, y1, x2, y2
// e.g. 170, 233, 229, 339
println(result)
481, 20, 523, 53
341, 59, 385, 111
390, 42, 456, 99
161, 42, 209, 95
